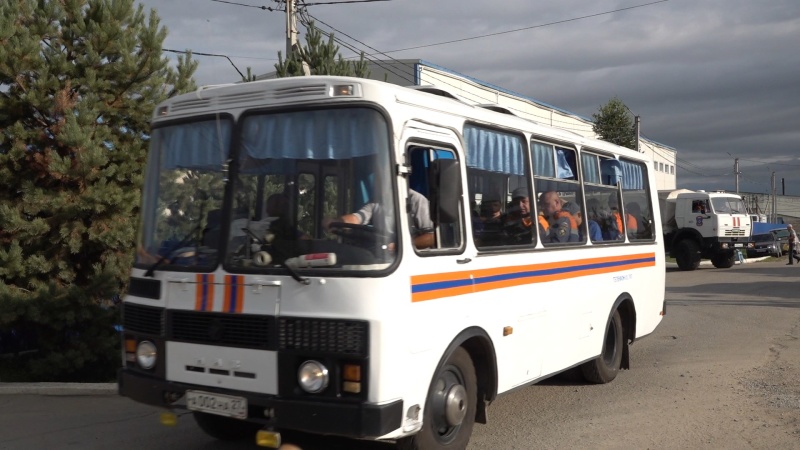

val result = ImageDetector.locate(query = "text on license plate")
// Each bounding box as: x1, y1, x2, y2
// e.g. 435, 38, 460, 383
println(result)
186, 390, 248, 419
734, 243, 743, 247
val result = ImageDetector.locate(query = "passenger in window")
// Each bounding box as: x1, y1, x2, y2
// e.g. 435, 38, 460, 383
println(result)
603, 194, 637, 240
538, 190, 579, 243
584, 198, 605, 242
564, 201, 602, 242
503, 188, 533, 242
480, 199, 503, 225
692, 200, 707, 214
626, 202, 646, 239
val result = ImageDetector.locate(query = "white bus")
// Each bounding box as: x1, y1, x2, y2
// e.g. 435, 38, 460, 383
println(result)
119, 76, 666, 449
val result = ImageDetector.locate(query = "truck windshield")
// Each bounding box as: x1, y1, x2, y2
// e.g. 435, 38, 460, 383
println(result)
711, 197, 745, 214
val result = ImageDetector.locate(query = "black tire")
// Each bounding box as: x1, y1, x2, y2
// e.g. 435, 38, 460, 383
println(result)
580, 310, 624, 384
192, 412, 260, 441
674, 239, 701, 271
397, 347, 477, 450
711, 252, 735, 269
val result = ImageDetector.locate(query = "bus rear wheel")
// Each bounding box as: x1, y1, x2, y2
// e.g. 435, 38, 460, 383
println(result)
397, 347, 477, 450
581, 310, 623, 384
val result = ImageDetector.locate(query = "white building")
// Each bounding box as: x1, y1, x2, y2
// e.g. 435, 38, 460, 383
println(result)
365, 59, 677, 191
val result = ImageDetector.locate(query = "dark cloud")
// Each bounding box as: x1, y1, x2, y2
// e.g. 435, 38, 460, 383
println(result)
136, 0, 800, 195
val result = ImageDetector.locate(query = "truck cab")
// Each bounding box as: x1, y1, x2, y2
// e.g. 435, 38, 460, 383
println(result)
659, 190, 752, 270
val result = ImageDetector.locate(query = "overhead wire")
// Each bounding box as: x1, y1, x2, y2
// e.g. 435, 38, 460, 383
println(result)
304, 12, 597, 133
369, 0, 670, 55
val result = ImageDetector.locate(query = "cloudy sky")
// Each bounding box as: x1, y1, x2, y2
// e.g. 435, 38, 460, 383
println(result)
136, 0, 800, 196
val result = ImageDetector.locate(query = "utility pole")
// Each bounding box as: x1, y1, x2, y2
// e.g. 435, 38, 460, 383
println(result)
285, 0, 310, 75
734, 158, 740, 193
771, 171, 776, 222
634, 115, 641, 153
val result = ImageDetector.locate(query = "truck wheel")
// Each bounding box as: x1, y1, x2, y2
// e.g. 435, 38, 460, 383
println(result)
193, 412, 260, 441
580, 310, 624, 384
397, 347, 477, 450
711, 253, 735, 268
674, 240, 701, 271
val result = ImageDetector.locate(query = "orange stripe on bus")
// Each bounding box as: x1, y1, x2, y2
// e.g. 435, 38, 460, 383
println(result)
411, 253, 656, 302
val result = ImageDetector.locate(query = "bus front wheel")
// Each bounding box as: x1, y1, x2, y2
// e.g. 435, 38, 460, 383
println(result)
581, 310, 624, 384
398, 347, 477, 450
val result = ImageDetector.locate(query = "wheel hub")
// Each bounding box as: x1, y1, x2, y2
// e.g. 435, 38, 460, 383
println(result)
444, 384, 467, 426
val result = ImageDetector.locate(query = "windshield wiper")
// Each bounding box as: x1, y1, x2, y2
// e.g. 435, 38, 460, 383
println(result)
281, 259, 311, 285
241, 227, 310, 285
144, 226, 202, 278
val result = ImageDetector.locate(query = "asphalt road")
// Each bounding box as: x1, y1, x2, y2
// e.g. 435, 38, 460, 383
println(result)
1, 260, 799, 449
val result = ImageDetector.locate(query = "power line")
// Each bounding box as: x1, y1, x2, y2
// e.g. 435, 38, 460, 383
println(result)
370, 0, 670, 55
210, 0, 278, 10
162, 48, 246, 79
304, 0, 391, 5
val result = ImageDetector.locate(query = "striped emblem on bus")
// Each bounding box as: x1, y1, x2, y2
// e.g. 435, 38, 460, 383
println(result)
410, 252, 657, 303
194, 274, 215, 311
224, 275, 245, 313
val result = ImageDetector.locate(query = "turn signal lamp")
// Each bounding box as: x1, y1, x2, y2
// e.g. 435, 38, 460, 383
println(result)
342, 363, 362, 394
256, 430, 282, 448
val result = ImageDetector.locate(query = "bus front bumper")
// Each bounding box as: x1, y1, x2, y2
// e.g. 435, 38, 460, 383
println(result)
118, 369, 403, 439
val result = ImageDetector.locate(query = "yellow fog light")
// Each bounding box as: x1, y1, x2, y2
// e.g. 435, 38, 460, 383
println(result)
255, 429, 282, 448
160, 411, 177, 427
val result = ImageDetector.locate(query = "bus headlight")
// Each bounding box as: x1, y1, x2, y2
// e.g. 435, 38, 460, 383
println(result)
298, 360, 329, 393
136, 340, 157, 370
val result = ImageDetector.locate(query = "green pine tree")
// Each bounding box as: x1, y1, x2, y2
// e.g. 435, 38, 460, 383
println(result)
275, 21, 370, 78
592, 97, 637, 150
0, 0, 197, 381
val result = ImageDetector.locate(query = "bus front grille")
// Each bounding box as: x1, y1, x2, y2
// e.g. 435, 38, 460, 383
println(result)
122, 302, 164, 336
278, 318, 368, 357
167, 311, 276, 350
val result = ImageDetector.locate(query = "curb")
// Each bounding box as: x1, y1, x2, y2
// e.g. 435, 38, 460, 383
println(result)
0, 382, 117, 396
665, 256, 770, 269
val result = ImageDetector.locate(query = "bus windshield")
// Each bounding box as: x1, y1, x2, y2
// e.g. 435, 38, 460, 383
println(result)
135, 118, 231, 271
135, 107, 397, 273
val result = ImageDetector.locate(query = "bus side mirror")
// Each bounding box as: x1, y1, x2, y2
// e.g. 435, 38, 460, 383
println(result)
429, 159, 462, 225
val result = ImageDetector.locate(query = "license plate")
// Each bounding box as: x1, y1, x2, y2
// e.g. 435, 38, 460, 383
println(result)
186, 390, 248, 419
734, 243, 743, 248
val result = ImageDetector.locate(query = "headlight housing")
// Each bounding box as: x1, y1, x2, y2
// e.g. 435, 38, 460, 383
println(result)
297, 360, 329, 393
136, 340, 157, 370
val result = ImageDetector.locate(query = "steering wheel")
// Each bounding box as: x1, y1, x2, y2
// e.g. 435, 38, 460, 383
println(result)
327, 222, 392, 248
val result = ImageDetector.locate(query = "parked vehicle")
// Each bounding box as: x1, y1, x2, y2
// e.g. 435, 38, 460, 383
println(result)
746, 232, 782, 258
659, 189, 753, 270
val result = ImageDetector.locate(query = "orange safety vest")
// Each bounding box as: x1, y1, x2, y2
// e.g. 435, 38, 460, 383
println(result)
538, 214, 549, 232
554, 210, 578, 231
613, 212, 638, 235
